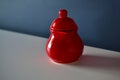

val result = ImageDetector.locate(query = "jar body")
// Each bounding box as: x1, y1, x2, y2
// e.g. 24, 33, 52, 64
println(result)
46, 31, 84, 63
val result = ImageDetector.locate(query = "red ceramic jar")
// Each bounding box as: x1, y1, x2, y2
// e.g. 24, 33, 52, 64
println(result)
46, 9, 84, 63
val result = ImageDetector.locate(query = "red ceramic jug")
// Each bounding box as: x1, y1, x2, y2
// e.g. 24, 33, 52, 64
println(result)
46, 9, 84, 63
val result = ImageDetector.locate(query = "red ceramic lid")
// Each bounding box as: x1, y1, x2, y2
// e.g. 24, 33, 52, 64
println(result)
50, 9, 78, 31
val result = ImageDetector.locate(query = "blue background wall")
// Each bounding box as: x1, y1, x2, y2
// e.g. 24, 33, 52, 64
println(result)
0, 0, 120, 52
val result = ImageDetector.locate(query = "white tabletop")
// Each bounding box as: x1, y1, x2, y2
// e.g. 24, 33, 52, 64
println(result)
0, 29, 120, 80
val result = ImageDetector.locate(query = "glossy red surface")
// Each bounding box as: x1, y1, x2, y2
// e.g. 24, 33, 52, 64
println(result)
46, 9, 84, 63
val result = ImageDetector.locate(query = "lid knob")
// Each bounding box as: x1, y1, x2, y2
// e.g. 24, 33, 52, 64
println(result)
59, 9, 67, 18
